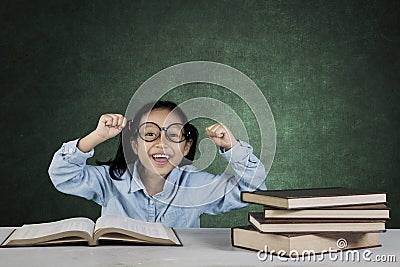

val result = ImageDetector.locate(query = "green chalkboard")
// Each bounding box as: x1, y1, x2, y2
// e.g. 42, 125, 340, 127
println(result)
0, 0, 399, 229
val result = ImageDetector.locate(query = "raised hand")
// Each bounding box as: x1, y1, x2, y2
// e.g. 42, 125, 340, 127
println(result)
94, 114, 127, 141
205, 122, 238, 150
77, 114, 127, 153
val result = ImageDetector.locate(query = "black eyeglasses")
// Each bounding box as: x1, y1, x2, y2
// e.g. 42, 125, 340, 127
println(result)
137, 122, 187, 143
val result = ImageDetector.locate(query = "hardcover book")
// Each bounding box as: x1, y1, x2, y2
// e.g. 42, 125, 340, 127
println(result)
241, 187, 386, 209
263, 204, 390, 219
249, 212, 386, 233
231, 225, 381, 256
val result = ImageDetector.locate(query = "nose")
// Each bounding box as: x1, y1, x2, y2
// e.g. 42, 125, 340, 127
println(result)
154, 131, 169, 147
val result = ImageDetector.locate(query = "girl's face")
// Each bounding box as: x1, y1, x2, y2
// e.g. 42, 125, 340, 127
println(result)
131, 108, 192, 179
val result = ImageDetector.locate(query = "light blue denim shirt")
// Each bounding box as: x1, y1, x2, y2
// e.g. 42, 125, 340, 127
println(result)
48, 139, 267, 228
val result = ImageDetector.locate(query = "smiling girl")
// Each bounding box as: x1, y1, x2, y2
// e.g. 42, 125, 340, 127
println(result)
49, 101, 266, 227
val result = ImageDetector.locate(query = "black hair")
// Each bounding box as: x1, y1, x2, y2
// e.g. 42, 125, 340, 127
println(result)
96, 101, 198, 180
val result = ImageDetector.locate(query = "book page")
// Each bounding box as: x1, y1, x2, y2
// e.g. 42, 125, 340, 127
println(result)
9, 217, 95, 241
0, 228, 16, 245
95, 215, 171, 240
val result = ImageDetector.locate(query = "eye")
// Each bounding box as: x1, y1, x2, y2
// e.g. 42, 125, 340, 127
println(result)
145, 132, 157, 137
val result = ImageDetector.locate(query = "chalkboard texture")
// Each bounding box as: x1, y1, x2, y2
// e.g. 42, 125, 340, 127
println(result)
0, 0, 399, 228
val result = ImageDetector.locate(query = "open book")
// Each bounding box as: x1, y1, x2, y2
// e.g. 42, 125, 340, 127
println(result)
1, 215, 181, 247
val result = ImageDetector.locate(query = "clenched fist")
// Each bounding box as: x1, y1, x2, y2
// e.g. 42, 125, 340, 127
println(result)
94, 114, 127, 141
205, 122, 238, 150
77, 114, 127, 153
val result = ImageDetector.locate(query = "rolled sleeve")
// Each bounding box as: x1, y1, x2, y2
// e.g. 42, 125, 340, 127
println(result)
219, 140, 258, 164
60, 139, 94, 164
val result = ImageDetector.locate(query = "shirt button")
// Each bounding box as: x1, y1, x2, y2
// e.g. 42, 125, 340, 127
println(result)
69, 147, 74, 154
149, 199, 154, 205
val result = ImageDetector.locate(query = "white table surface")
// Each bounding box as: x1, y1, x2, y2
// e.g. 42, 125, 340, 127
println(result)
0, 228, 398, 267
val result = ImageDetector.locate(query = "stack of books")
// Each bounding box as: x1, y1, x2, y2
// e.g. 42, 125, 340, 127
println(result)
232, 187, 389, 256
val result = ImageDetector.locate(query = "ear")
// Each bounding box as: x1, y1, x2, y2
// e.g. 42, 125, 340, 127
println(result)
131, 139, 138, 155
183, 140, 193, 157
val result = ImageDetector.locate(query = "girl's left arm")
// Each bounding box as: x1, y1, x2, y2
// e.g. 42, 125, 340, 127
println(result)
200, 139, 266, 215
199, 122, 267, 215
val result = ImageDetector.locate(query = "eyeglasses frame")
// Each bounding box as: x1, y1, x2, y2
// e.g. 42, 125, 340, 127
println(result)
136, 121, 188, 143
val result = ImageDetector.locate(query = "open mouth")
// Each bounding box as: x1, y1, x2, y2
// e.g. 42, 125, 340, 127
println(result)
151, 153, 171, 165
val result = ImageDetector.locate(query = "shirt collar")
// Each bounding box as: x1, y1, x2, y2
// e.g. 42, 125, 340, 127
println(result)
128, 161, 145, 193
128, 161, 184, 194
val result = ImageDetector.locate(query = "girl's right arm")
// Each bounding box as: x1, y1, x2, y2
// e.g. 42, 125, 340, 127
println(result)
48, 114, 127, 206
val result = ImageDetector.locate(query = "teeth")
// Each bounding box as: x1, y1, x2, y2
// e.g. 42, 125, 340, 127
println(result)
152, 154, 170, 159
